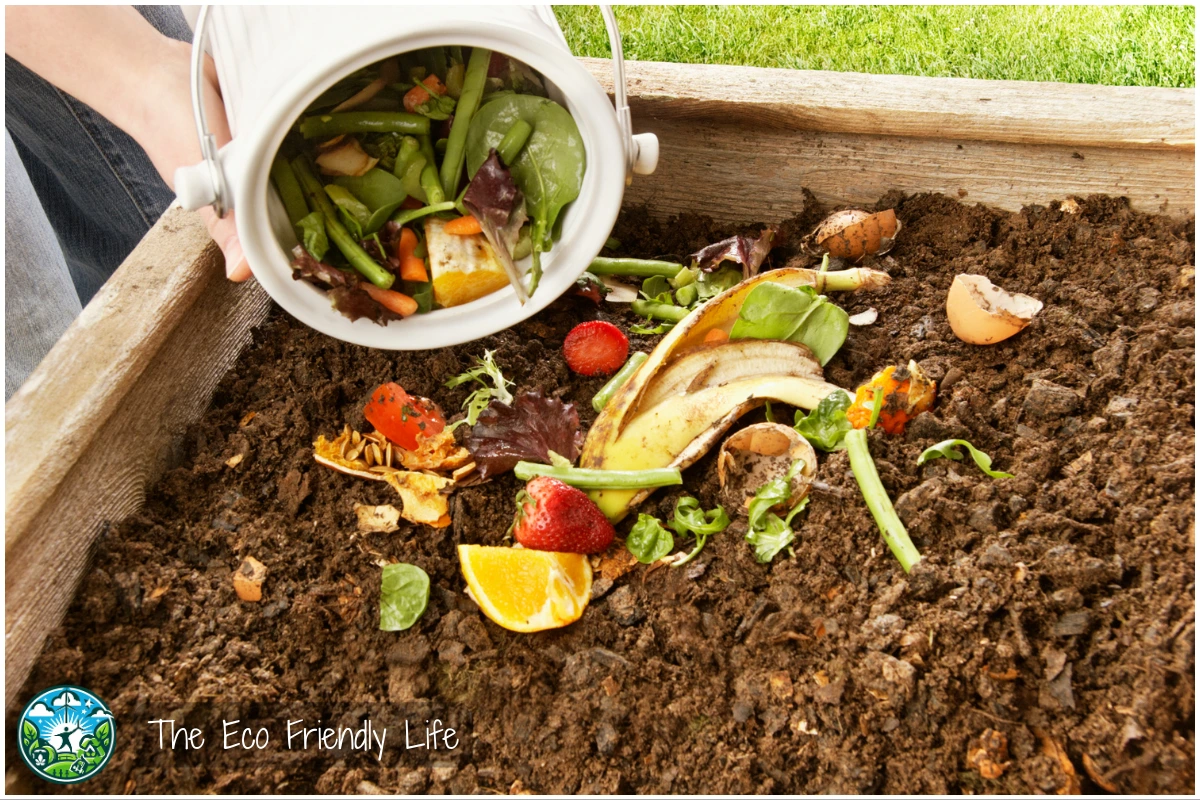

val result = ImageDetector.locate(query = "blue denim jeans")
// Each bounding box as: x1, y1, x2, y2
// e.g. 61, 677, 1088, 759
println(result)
5, 5, 191, 399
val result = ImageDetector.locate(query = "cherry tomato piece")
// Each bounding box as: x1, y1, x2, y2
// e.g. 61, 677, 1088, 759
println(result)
363, 382, 445, 450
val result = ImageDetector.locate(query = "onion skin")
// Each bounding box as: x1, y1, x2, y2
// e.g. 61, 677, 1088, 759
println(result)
809, 208, 901, 262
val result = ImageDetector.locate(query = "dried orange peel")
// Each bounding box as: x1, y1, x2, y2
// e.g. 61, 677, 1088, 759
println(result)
398, 427, 472, 471
846, 360, 936, 435
313, 424, 472, 528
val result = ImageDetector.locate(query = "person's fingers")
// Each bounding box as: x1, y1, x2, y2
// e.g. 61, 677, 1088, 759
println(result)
199, 206, 251, 282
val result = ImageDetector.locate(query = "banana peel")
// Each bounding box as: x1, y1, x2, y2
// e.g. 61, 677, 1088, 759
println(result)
639, 339, 823, 411
583, 267, 887, 462
582, 266, 886, 521
588, 375, 849, 520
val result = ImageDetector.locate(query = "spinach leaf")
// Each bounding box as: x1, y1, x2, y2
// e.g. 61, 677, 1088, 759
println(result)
465, 94, 585, 294
794, 390, 853, 452
626, 514, 675, 564
745, 459, 808, 563
640, 275, 674, 303
729, 283, 850, 366
380, 563, 430, 631
332, 168, 409, 234
296, 211, 329, 261
917, 439, 1014, 479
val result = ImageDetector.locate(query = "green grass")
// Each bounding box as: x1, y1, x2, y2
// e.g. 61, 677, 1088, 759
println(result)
554, 5, 1194, 88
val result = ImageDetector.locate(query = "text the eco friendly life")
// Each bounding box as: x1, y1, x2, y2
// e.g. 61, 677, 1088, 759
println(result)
146, 718, 457, 761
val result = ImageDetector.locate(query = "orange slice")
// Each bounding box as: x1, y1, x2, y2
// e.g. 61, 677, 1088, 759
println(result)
457, 545, 592, 632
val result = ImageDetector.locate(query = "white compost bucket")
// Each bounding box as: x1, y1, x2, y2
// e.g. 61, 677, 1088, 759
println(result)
174, 5, 657, 350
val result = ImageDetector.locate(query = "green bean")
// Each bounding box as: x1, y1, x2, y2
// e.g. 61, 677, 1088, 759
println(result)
392, 136, 421, 180
674, 283, 699, 307
418, 134, 438, 174
497, 119, 533, 165
419, 163, 446, 205
440, 47, 491, 197
588, 257, 684, 278
270, 156, 310, 226
513, 462, 682, 490
592, 352, 649, 413
631, 299, 690, 323
290, 155, 395, 290
390, 201, 456, 227
298, 111, 429, 140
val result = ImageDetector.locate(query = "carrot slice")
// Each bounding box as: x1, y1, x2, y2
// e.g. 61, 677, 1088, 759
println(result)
703, 328, 729, 345
403, 74, 447, 113
443, 215, 483, 236
397, 227, 418, 261
362, 283, 419, 317
400, 255, 429, 283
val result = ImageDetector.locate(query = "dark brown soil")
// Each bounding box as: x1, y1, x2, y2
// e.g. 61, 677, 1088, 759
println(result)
12, 193, 1195, 795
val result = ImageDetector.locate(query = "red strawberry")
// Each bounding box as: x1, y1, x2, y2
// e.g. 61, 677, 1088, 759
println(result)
562, 321, 629, 377
511, 476, 615, 554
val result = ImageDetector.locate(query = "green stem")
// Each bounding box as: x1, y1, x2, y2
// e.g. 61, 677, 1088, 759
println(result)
270, 156, 310, 225
298, 111, 430, 139
390, 201, 457, 227
845, 428, 921, 572
513, 462, 682, 490
592, 352, 649, 413
291, 156, 394, 289
440, 47, 491, 197
632, 299, 689, 323
497, 119, 533, 165
589, 257, 683, 278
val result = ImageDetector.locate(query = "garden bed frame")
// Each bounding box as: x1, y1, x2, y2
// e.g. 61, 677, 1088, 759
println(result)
4, 60, 1193, 711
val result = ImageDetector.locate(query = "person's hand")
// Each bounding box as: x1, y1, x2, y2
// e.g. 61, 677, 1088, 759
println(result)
133, 38, 251, 281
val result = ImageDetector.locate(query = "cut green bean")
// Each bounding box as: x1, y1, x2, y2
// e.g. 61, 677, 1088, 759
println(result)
291, 155, 395, 289
390, 201, 456, 227
391, 136, 422, 180
298, 111, 430, 140
632, 299, 690, 323
674, 283, 699, 307
270, 156, 310, 226
588, 257, 684, 278
420, 163, 445, 205
440, 47, 491, 197
418, 134, 438, 175
592, 352, 649, 413
497, 119, 533, 165
513, 462, 682, 490
845, 428, 921, 572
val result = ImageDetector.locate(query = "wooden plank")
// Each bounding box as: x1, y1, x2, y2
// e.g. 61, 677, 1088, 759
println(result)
579, 60, 1194, 219
619, 119, 1194, 223
4, 207, 271, 710
582, 58, 1195, 149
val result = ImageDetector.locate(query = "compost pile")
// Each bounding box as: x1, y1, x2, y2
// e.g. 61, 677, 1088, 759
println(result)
14, 193, 1194, 795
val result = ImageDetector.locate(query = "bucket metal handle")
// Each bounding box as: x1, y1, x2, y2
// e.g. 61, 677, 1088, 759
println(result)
184, 4, 650, 216
187, 4, 228, 218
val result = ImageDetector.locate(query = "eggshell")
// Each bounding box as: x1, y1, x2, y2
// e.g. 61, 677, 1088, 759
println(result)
946, 274, 1043, 345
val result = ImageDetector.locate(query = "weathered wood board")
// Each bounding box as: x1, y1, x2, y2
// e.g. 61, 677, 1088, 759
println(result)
4, 209, 272, 709
4, 61, 1194, 712
582, 59, 1194, 220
